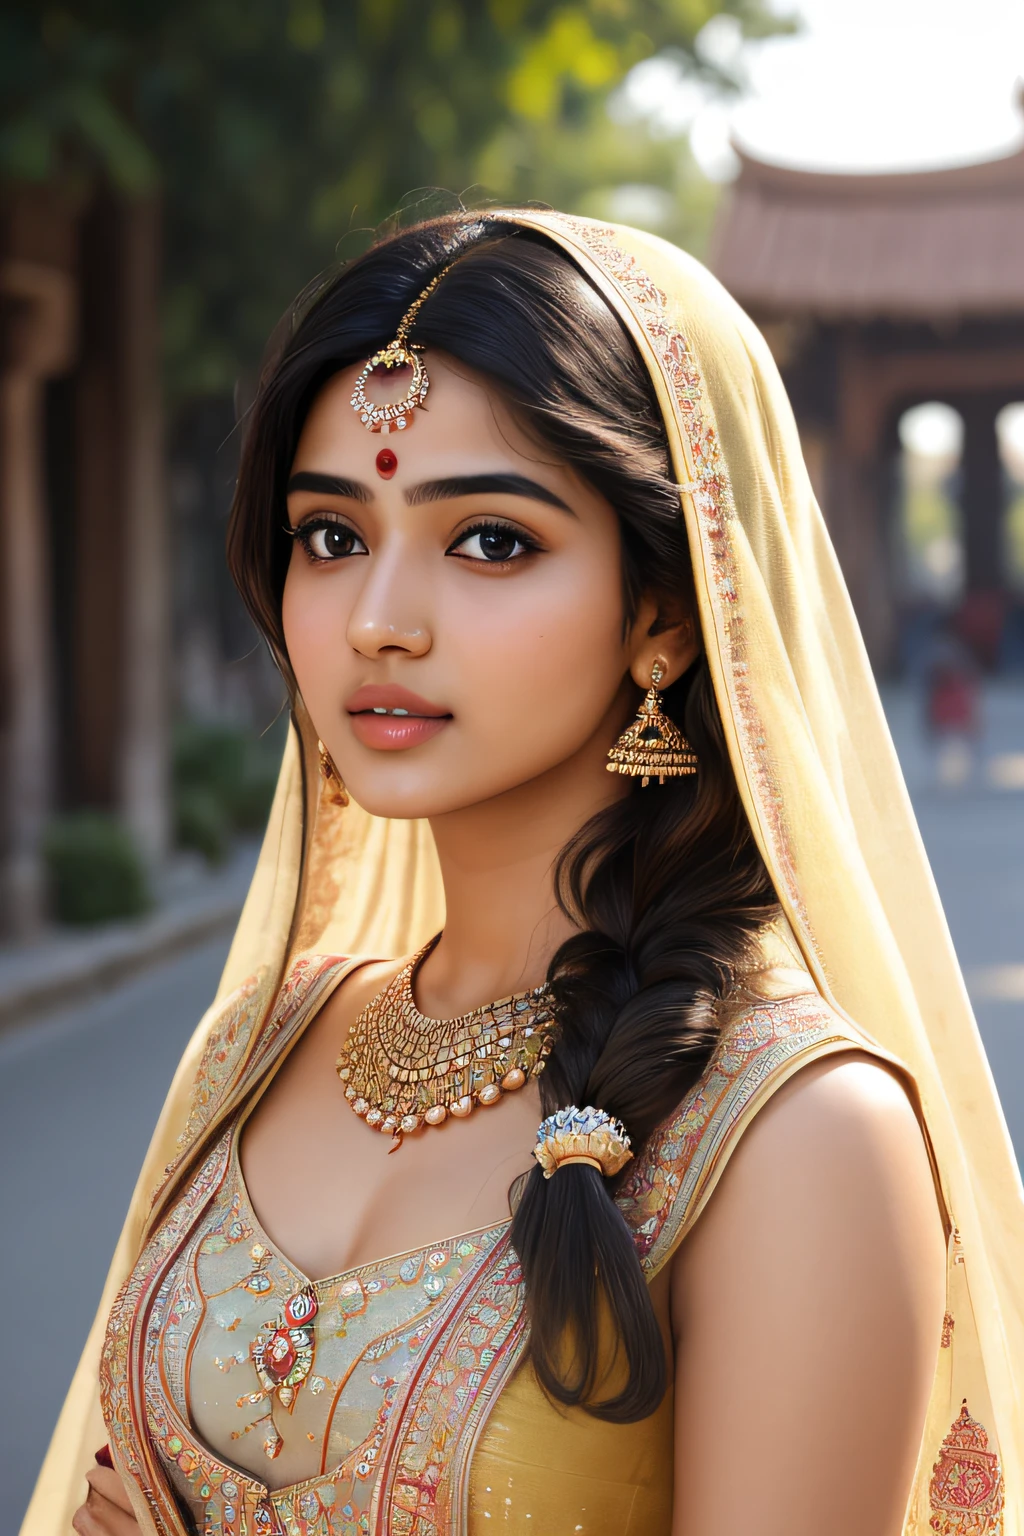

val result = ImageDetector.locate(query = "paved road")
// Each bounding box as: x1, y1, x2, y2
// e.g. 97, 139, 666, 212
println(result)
4, 688, 1023, 1533
2, 940, 230, 1536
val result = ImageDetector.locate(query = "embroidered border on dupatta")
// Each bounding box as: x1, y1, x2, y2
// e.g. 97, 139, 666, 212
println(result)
101, 1134, 234, 1533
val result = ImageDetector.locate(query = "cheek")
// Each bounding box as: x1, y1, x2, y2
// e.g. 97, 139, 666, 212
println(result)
446, 554, 627, 759
281, 556, 354, 705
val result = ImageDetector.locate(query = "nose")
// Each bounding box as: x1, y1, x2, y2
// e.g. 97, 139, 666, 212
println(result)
345, 545, 432, 659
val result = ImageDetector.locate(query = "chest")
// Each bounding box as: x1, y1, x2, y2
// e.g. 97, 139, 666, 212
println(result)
239, 989, 542, 1284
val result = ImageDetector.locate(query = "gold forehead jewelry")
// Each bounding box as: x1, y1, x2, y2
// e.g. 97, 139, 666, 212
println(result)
349, 265, 451, 435
606, 657, 699, 787
533, 1105, 633, 1180
335, 939, 555, 1150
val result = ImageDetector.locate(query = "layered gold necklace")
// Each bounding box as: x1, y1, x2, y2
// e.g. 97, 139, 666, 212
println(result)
336, 941, 555, 1150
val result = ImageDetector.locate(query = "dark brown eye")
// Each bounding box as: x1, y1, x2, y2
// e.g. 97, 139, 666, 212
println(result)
450, 523, 535, 563
299, 521, 368, 561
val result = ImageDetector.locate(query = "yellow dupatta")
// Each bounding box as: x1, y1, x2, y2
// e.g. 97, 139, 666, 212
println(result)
21, 211, 1024, 1536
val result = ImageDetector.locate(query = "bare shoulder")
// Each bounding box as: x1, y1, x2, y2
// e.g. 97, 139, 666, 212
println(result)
669, 1051, 947, 1536
677, 1051, 941, 1276
736, 1051, 931, 1175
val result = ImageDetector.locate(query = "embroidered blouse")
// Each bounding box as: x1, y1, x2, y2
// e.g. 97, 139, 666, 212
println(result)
102, 960, 979, 1536
144, 1130, 504, 1531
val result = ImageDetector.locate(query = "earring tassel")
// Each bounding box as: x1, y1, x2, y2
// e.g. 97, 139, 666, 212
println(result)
606, 686, 698, 787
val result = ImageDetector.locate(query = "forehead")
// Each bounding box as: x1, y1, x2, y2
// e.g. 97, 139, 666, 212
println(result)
293, 351, 549, 475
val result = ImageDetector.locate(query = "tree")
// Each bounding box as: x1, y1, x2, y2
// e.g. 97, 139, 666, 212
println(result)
1, 0, 791, 400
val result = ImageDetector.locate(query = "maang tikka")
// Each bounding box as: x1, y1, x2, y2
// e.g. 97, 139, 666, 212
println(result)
350, 265, 452, 435
606, 659, 698, 787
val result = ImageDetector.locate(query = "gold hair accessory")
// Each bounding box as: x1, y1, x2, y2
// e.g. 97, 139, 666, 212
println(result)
317, 738, 349, 806
349, 266, 451, 435
336, 940, 555, 1150
606, 657, 698, 787
533, 1106, 633, 1180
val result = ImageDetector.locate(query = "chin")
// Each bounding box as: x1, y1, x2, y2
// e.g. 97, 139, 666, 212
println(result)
343, 775, 480, 821
342, 761, 537, 821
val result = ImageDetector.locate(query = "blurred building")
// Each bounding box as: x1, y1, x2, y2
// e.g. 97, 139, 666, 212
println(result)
712, 141, 1024, 671
0, 185, 167, 937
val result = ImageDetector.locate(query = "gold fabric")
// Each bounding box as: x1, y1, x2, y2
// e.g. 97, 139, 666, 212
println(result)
21, 212, 1024, 1536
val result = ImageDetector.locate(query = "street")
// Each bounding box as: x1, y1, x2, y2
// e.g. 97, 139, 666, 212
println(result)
4, 687, 1023, 1532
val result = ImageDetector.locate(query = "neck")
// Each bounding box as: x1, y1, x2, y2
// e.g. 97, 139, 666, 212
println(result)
416, 737, 625, 1017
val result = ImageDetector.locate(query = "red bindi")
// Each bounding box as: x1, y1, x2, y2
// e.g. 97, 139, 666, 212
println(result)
375, 448, 398, 479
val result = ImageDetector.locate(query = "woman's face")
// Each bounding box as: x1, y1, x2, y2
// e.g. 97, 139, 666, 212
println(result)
282, 352, 651, 821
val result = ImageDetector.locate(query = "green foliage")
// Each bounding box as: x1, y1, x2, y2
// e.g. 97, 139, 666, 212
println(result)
44, 812, 152, 925
172, 720, 282, 863
1, 0, 791, 403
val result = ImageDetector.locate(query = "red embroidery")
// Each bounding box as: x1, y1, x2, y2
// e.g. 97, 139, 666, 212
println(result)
929, 1400, 1004, 1535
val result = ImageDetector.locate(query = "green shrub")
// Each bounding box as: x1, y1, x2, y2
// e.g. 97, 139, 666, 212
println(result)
174, 785, 231, 866
44, 813, 152, 926
172, 720, 282, 862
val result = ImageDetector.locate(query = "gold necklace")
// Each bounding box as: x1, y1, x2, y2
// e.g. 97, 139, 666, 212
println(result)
336, 941, 555, 1150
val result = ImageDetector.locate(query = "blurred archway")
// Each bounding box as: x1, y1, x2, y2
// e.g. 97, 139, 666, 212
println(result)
896, 402, 965, 607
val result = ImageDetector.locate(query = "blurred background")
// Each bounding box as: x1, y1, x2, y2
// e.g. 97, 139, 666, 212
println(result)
3, 0, 1024, 1526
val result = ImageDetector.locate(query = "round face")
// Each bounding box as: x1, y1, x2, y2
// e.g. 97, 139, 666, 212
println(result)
282, 352, 641, 821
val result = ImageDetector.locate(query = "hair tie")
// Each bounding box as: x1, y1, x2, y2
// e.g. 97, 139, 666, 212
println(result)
533, 1106, 633, 1181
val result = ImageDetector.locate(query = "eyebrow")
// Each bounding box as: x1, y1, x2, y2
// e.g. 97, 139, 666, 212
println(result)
286, 468, 573, 514
406, 473, 573, 513
287, 471, 371, 501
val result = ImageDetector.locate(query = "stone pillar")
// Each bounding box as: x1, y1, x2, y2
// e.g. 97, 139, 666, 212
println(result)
117, 198, 169, 864
960, 395, 1005, 592
0, 262, 74, 935
828, 331, 896, 671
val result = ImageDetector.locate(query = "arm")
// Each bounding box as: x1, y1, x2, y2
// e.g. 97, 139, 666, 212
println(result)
670, 1054, 945, 1536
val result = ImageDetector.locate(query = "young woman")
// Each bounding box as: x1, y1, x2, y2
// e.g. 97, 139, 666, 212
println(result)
28, 211, 1022, 1536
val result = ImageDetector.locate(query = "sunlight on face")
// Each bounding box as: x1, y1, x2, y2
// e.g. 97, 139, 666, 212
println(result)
282, 352, 635, 820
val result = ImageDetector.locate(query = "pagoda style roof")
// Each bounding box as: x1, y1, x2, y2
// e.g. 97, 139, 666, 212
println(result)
711, 143, 1024, 319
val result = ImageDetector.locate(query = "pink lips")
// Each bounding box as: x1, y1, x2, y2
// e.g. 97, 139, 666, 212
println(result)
346, 684, 451, 752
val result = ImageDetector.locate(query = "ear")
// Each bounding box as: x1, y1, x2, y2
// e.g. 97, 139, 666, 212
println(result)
627, 592, 701, 690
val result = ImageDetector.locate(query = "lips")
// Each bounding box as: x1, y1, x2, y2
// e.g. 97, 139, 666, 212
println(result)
346, 683, 451, 751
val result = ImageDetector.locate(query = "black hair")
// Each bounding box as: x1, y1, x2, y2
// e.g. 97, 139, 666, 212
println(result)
227, 213, 779, 1422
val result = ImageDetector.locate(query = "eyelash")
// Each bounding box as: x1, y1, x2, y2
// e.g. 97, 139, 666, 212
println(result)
288, 515, 543, 567
446, 519, 542, 565
289, 516, 366, 564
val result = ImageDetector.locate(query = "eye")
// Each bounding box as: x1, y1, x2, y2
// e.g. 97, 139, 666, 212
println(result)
448, 521, 538, 564
293, 518, 368, 562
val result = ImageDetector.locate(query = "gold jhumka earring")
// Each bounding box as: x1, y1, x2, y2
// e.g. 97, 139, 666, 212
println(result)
317, 739, 349, 807
349, 265, 452, 435
606, 658, 698, 787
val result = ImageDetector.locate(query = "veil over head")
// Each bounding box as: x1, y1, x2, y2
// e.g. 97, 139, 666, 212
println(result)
23, 211, 1024, 1536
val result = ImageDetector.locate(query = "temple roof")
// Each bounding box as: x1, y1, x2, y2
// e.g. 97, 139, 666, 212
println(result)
711, 143, 1024, 320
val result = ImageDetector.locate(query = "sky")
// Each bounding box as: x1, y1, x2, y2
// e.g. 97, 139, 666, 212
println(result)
618, 0, 1024, 178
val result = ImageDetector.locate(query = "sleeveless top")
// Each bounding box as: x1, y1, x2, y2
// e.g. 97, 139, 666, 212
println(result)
143, 1130, 505, 1532
100, 955, 989, 1536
